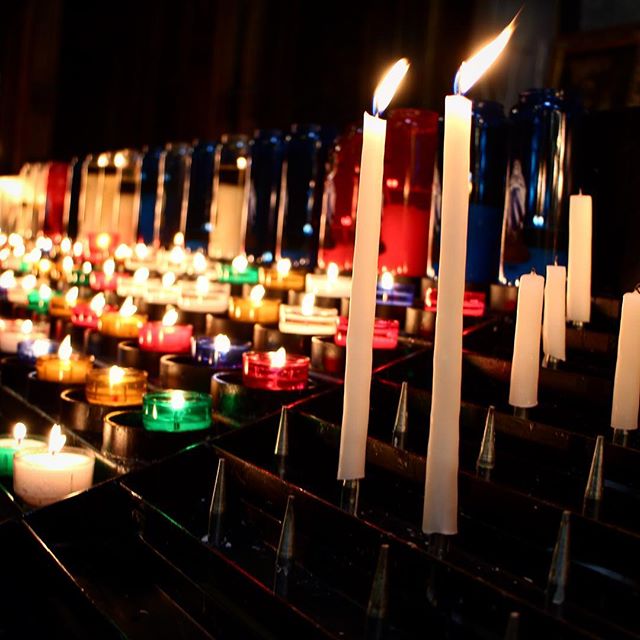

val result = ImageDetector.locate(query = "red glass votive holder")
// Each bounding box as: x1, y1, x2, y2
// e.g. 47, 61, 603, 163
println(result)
138, 321, 193, 353
334, 317, 399, 350
242, 350, 310, 391
424, 288, 486, 318
89, 271, 118, 292
71, 302, 114, 330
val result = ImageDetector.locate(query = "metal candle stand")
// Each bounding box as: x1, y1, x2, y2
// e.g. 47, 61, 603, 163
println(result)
0, 355, 34, 395
253, 323, 312, 355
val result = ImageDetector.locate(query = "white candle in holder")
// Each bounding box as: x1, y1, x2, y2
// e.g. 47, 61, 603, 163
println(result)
567, 193, 592, 323
542, 264, 566, 362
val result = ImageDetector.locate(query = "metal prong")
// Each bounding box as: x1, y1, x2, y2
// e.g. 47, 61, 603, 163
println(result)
583, 435, 604, 518
207, 458, 226, 547
476, 405, 496, 477
274, 495, 295, 597
542, 354, 560, 369
340, 478, 360, 515
612, 428, 629, 447
571, 320, 585, 329
428, 532, 450, 560
547, 511, 570, 607
512, 406, 529, 420
366, 544, 389, 639
391, 382, 409, 450
504, 611, 520, 639
274, 407, 289, 479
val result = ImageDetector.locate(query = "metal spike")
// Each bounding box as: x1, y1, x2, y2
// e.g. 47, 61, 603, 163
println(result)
207, 458, 226, 547
476, 405, 496, 474
392, 382, 409, 450
367, 544, 389, 620
513, 406, 529, 420
612, 428, 629, 447
274, 495, 295, 597
274, 407, 289, 478
547, 511, 570, 607
340, 478, 360, 515
504, 612, 520, 640
583, 436, 604, 516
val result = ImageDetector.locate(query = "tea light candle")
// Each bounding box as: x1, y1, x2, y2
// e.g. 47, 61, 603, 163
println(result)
376, 272, 415, 306
49, 287, 79, 319
259, 259, 306, 292
71, 292, 109, 330
7, 274, 36, 305
0, 422, 44, 476
305, 263, 352, 299
242, 347, 310, 391
0, 319, 48, 353
228, 284, 280, 324
35, 335, 93, 383
138, 307, 193, 353
278, 293, 338, 335
13, 424, 95, 506
194, 334, 251, 368
334, 316, 399, 349
177, 277, 230, 314
70, 261, 92, 287
89, 258, 117, 292
17, 338, 58, 364
116, 267, 150, 298
423, 287, 486, 318
142, 390, 212, 432
145, 272, 179, 305
218, 255, 259, 285
125, 243, 156, 272
27, 284, 53, 314
99, 296, 147, 338
0, 270, 16, 300
85, 365, 148, 406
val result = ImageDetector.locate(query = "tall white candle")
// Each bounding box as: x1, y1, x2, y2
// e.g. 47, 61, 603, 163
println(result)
543, 265, 566, 361
611, 290, 640, 431
338, 60, 409, 480
567, 194, 592, 323
422, 15, 517, 535
509, 271, 544, 408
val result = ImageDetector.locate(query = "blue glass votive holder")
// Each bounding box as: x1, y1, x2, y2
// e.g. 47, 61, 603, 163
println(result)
194, 336, 251, 369
17, 339, 59, 365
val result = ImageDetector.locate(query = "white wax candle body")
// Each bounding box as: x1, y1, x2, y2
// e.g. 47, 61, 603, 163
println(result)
7, 288, 28, 305
542, 265, 566, 361
209, 184, 245, 260
278, 304, 338, 335
567, 194, 592, 323
338, 112, 386, 480
509, 272, 545, 408
13, 448, 95, 507
305, 273, 352, 299
611, 291, 640, 430
423, 95, 471, 535
0, 329, 47, 353
177, 294, 229, 314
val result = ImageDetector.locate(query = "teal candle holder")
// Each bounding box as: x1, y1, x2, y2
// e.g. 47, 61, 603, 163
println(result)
0, 436, 45, 476
27, 289, 52, 314
218, 263, 259, 285
71, 269, 91, 287
142, 390, 212, 433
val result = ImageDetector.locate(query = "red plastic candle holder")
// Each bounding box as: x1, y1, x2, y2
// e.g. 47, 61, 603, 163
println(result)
334, 317, 399, 350
138, 321, 193, 353
89, 271, 118, 292
242, 350, 310, 391
71, 302, 114, 330
424, 288, 486, 318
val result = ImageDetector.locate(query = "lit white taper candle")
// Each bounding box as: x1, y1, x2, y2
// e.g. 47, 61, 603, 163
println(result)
338, 59, 409, 480
611, 289, 640, 431
567, 193, 592, 323
423, 15, 518, 534
543, 264, 566, 362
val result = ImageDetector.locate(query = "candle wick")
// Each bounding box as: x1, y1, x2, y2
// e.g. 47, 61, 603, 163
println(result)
531, 267, 537, 275
635, 283, 640, 294
554, 255, 558, 266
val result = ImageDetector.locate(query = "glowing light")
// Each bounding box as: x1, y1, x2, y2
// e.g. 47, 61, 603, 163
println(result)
133, 267, 149, 284
95, 233, 111, 250
82, 261, 93, 275
173, 232, 185, 247
58, 336, 72, 361
48, 424, 66, 454
162, 307, 179, 327
90, 292, 106, 315
236, 157, 248, 170
97, 154, 109, 168
65, 287, 79, 305
38, 284, 52, 301
114, 152, 126, 168
193, 252, 207, 273
61, 256, 74, 274
72, 241, 84, 257
169, 245, 185, 264
8, 234, 23, 248
379, 271, 394, 291
135, 243, 149, 260
60, 237, 72, 254
327, 262, 339, 282
31, 339, 51, 359
372, 58, 410, 116
249, 284, 265, 305
213, 334, 231, 354
20, 320, 33, 336
103, 258, 115, 278
21, 275, 36, 292
170, 390, 186, 410
38, 258, 52, 273
301, 293, 316, 316
162, 271, 176, 288
268, 347, 287, 368
276, 258, 292, 277
195, 275, 210, 295
13, 422, 26, 445
119, 296, 137, 317
13, 245, 25, 258
109, 366, 125, 385
0, 270, 16, 289
114, 244, 132, 261
231, 254, 248, 273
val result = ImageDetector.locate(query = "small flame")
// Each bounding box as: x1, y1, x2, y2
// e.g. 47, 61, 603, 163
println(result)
38, 284, 52, 300
65, 287, 79, 305
90, 292, 106, 314
13, 245, 25, 259
301, 293, 316, 316
454, 13, 518, 95
195, 275, 210, 295
268, 347, 287, 368
60, 237, 72, 254
97, 154, 109, 169
162, 271, 176, 288
21, 275, 36, 292
119, 296, 137, 317
135, 243, 149, 260
82, 261, 92, 275
114, 244, 132, 261
103, 258, 115, 278
8, 234, 22, 248
249, 284, 266, 305
38, 258, 52, 274
133, 267, 150, 284
170, 390, 186, 410
193, 252, 207, 274
379, 271, 394, 291
327, 262, 339, 282
0, 270, 15, 289
36, 237, 53, 253
236, 157, 248, 170
162, 307, 179, 327
13, 422, 26, 444
31, 339, 51, 359
231, 254, 248, 273
109, 365, 125, 385
95, 232, 111, 250
169, 245, 185, 264
276, 258, 292, 277
58, 335, 72, 361
72, 241, 84, 257
20, 320, 33, 336
113, 152, 126, 168
372, 58, 410, 116
173, 232, 185, 247
48, 424, 66, 454
213, 333, 231, 354
61, 256, 74, 274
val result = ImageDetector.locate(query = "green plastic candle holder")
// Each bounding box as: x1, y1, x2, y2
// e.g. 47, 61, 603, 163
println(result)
217, 263, 259, 285
142, 390, 212, 433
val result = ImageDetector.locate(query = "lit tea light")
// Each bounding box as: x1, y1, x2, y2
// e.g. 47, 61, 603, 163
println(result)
17, 338, 58, 364
99, 296, 147, 338
0, 422, 45, 476
49, 286, 80, 319
177, 277, 230, 314
145, 271, 179, 305
375, 272, 415, 306
85, 365, 148, 407
242, 347, 310, 391
6, 273, 36, 305
71, 260, 92, 287
192, 252, 208, 274
218, 254, 259, 285
35, 335, 93, 383
229, 284, 280, 324
116, 266, 150, 298
114, 243, 132, 262
27, 283, 53, 314
423, 287, 486, 317
13, 423, 95, 507
193, 333, 251, 369
258, 258, 306, 291
305, 262, 352, 298
278, 293, 338, 335
0, 318, 48, 353
334, 316, 399, 350
138, 306, 193, 353
90, 258, 117, 292
71, 292, 110, 330
0, 270, 16, 296
142, 390, 212, 433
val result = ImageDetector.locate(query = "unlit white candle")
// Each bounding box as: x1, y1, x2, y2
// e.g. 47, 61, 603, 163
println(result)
542, 265, 566, 361
509, 271, 544, 408
422, 94, 471, 535
611, 290, 640, 431
337, 112, 386, 480
567, 194, 592, 323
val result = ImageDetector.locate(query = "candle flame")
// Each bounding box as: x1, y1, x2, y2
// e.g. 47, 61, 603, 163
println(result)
162, 271, 176, 288
21, 275, 36, 292
103, 258, 115, 278
135, 243, 149, 260
13, 244, 25, 258
231, 254, 248, 273
0, 270, 15, 289
173, 232, 185, 247
379, 271, 394, 291
82, 261, 92, 275
169, 245, 185, 264
8, 233, 22, 248
162, 307, 179, 327
65, 287, 79, 305
58, 335, 72, 361
213, 333, 231, 354
249, 284, 265, 304
268, 347, 287, 368
60, 237, 72, 253
20, 319, 33, 336
454, 13, 518, 95
90, 292, 106, 315
195, 275, 210, 295
276, 258, 292, 277
97, 154, 109, 168
95, 232, 111, 250
31, 339, 51, 359
13, 422, 26, 444
119, 296, 137, 317
114, 243, 132, 261
38, 258, 52, 274
48, 424, 66, 454
170, 390, 186, 410
38, 284, 52, 300
114, 151, 126, 168
327, 262, 339, 282
372, 58, 410, 116
109, 365, 126, 385
301, 293, 316, 316
72, 241, 83, 257
236, 157, 248, 170
61, 256, 74, 274
133, 267, 150, 284
193, 252, 207, 274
